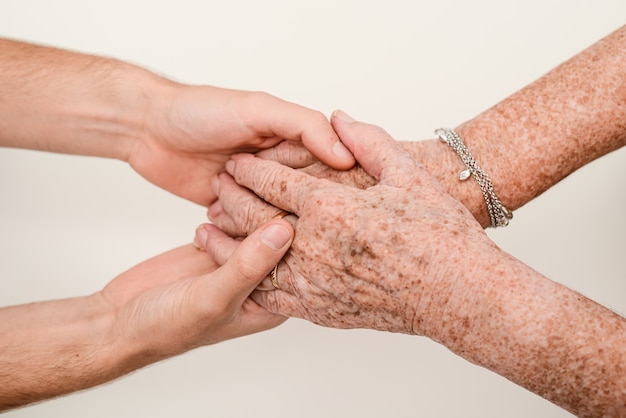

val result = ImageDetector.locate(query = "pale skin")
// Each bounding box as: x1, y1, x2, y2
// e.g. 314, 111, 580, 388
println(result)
199, 26, 626, 417
0, 38, 355, 206
0, 222, 292, 410
0, 38, 355, 410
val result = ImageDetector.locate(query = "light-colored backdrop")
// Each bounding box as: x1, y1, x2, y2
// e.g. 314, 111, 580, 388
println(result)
1, 1, 624, 417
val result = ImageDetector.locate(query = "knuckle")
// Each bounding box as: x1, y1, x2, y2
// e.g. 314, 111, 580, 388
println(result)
233, 194, 255, 232
309, 109, 330, 127
235, 255, 265, 286
359, 122, 390, 139
252, 163, 284, 201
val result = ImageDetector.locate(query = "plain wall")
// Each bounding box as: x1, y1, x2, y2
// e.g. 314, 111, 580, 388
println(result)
1, 1, 625, 417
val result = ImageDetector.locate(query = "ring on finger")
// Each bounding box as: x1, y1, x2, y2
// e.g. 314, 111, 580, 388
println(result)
269, 210, 290, 289
270, 264, 280, 289
273, 210, 290, 220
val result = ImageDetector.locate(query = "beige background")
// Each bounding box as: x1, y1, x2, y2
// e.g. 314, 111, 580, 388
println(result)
1, 1, 625, 417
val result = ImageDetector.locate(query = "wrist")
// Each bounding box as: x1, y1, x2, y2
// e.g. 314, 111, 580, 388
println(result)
455, 120, 520, 220
94, 289, 170, 377
102, 63, 176, 163
0, 40, 167, 161
81, 292, 139, 380
408, 235, 505, 340
422, 242, 512, 344
421, 245, 626, 416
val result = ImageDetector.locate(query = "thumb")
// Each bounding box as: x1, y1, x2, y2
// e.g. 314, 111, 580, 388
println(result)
211, 218, 293, 303
330, 110, 417, 187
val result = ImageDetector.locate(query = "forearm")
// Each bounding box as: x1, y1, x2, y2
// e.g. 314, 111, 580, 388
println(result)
427, 247, 626, 417
0, 38, 169, 160
0, 294, 135, 410
403, 26, 626, 227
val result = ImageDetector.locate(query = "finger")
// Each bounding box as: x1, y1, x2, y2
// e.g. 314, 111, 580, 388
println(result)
249, 93, 355, 170
301, 162, 376, 190
194, 222, 289, 292
255, 141, 317, 168
254, 251, 296, 291
226, 154, 328, 216
210, 218, 294, 304
193, 223, 240, 265
330, 110, 418, 187
208, 173, 281, 237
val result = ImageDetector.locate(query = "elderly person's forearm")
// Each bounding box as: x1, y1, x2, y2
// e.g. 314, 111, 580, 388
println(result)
201, 111, 626, 416
422, 24, 626, 226
293, 25, 626, 228
426, 245, 626, 417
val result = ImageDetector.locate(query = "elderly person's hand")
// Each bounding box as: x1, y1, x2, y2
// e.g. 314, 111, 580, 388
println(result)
249, 129, 494, 228
201, 110, 487, 335
197, 111, 626, 417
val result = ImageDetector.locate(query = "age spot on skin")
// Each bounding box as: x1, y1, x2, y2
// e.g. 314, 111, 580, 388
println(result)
348, 246, 372, 258
362, 243, 377, 260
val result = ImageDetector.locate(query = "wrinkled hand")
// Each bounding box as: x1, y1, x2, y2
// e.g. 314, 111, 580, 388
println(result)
99, 217, 292, 359
198, 111, 493, 337
253, 126, 490, 227
128, 85, 355, 206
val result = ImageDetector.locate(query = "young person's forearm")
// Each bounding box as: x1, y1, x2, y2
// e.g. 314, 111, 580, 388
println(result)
0, 38, 168, 160
0, 295, 132, 410
428, 248, 626, 417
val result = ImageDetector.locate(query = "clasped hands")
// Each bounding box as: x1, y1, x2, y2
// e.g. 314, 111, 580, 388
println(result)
194, 109, 496, 341
108, 82, 493, 359
6, 36, 623, 415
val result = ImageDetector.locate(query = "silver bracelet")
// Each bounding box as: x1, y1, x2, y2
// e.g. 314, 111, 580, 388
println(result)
435, 127, 512, 228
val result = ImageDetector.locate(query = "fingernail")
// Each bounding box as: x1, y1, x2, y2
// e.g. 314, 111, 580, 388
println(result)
332, 141, 354, 160
193, 225, 208, 249
333, 109, 355, 123
260, 223, 291, 250
211, 175, 220, 195
225, 160, 235, 175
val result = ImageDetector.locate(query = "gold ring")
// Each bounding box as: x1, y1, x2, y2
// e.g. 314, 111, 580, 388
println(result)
270, 264, 280, 289
273, 210, 290, 220
269, 210, 290, 289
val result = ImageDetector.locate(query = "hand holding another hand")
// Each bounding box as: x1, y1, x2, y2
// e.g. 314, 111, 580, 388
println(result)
199, 110, 493, 337
100, 217, 293, 362
129, 85, 355, 206
197, 112, 626, 417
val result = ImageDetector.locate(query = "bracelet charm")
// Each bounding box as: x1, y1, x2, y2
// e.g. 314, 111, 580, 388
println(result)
435, 127, 513, 228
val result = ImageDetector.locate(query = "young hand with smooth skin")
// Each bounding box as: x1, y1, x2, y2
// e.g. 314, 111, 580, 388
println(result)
0, 218, 293, 410
0, 38, 355, 206
0, 37, 331, 410
198, 113, 626, 418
